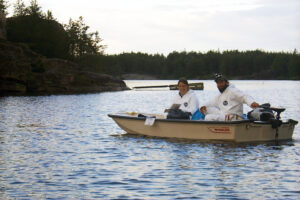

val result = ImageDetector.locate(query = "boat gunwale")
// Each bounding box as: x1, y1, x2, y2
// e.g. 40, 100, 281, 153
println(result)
108, 114, 292, 125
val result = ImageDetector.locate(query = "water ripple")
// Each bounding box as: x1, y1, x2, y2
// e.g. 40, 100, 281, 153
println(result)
0, 80, 300, 199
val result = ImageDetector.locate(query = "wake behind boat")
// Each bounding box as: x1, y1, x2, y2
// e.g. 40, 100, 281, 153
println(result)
108, 112, 298, 143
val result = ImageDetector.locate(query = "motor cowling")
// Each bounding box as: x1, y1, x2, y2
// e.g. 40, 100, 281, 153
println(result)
247, 103, 275, 121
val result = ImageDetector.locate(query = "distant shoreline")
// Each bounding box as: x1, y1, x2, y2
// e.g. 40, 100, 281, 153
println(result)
121, 74, 158, 80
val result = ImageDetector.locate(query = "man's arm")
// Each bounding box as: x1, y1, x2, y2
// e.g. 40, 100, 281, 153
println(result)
200, 96, 218, 114
232, 88, 259, 108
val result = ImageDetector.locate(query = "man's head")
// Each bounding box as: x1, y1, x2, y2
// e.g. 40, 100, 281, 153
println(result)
178, 78, 189, 96
214, 73, 229, 93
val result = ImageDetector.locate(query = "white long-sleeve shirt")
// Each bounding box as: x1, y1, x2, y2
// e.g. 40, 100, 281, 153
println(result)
171, 90, 199, 115
205, 84, 254, 117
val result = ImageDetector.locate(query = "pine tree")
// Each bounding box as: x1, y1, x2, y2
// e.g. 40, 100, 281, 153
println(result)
0, 0, 8, 15
64, 16, 105, 59
27, 0, 42, 16
13, 0, 26, 16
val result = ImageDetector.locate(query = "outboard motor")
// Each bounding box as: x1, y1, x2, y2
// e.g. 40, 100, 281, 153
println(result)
269, 107, 285, 128
247, 103, 285, 143
247, 103, 275, 121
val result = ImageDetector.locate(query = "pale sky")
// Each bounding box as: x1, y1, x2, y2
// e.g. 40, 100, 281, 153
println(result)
6, 0, 300, 55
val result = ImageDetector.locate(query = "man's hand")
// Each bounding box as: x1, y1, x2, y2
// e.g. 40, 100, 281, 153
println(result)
200, 106, 206, 114
250, 102, 259, 108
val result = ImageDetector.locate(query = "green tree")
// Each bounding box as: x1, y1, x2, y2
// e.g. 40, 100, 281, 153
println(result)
26, 0, 42, 17
271, 53, 289, 79
219, 51, 235, 76
45, 10, 54, 20
64, 16, 105, 59
185, 52, 205, 79
287, 50, 300, 79
8, 1, 106, 60
13, 0, 53, 20
7, 15, 69, 58
204, 50, 221, 77
0, 0, 8, 15
13, 0, 27, 16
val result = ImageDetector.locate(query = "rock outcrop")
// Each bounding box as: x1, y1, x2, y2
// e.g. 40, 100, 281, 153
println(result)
0, 40, 128, 95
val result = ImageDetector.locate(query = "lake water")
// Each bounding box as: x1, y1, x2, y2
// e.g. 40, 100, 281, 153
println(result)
0, 80, 299, 199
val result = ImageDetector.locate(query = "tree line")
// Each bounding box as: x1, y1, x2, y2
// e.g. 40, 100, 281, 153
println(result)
77, 50, 300, 79
1, 0, 300, 80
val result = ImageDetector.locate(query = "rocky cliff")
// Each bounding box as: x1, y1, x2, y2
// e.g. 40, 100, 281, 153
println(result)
0, 40, 128, 95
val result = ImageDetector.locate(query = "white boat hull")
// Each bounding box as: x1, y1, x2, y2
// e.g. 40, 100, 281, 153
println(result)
108, 114, 298, 142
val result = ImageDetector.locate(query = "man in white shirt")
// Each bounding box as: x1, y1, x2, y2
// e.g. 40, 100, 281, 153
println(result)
165, 78, 200, 119
200, 74, 259, 121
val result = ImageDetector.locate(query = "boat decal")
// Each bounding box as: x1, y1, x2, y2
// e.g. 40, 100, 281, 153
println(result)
208, 127, 231, 134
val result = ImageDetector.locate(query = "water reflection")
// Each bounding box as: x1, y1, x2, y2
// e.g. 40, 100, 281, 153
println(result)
116, 132, 300, 198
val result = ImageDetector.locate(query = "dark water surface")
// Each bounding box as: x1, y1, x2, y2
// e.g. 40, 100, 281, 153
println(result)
0, 80, 299, 199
